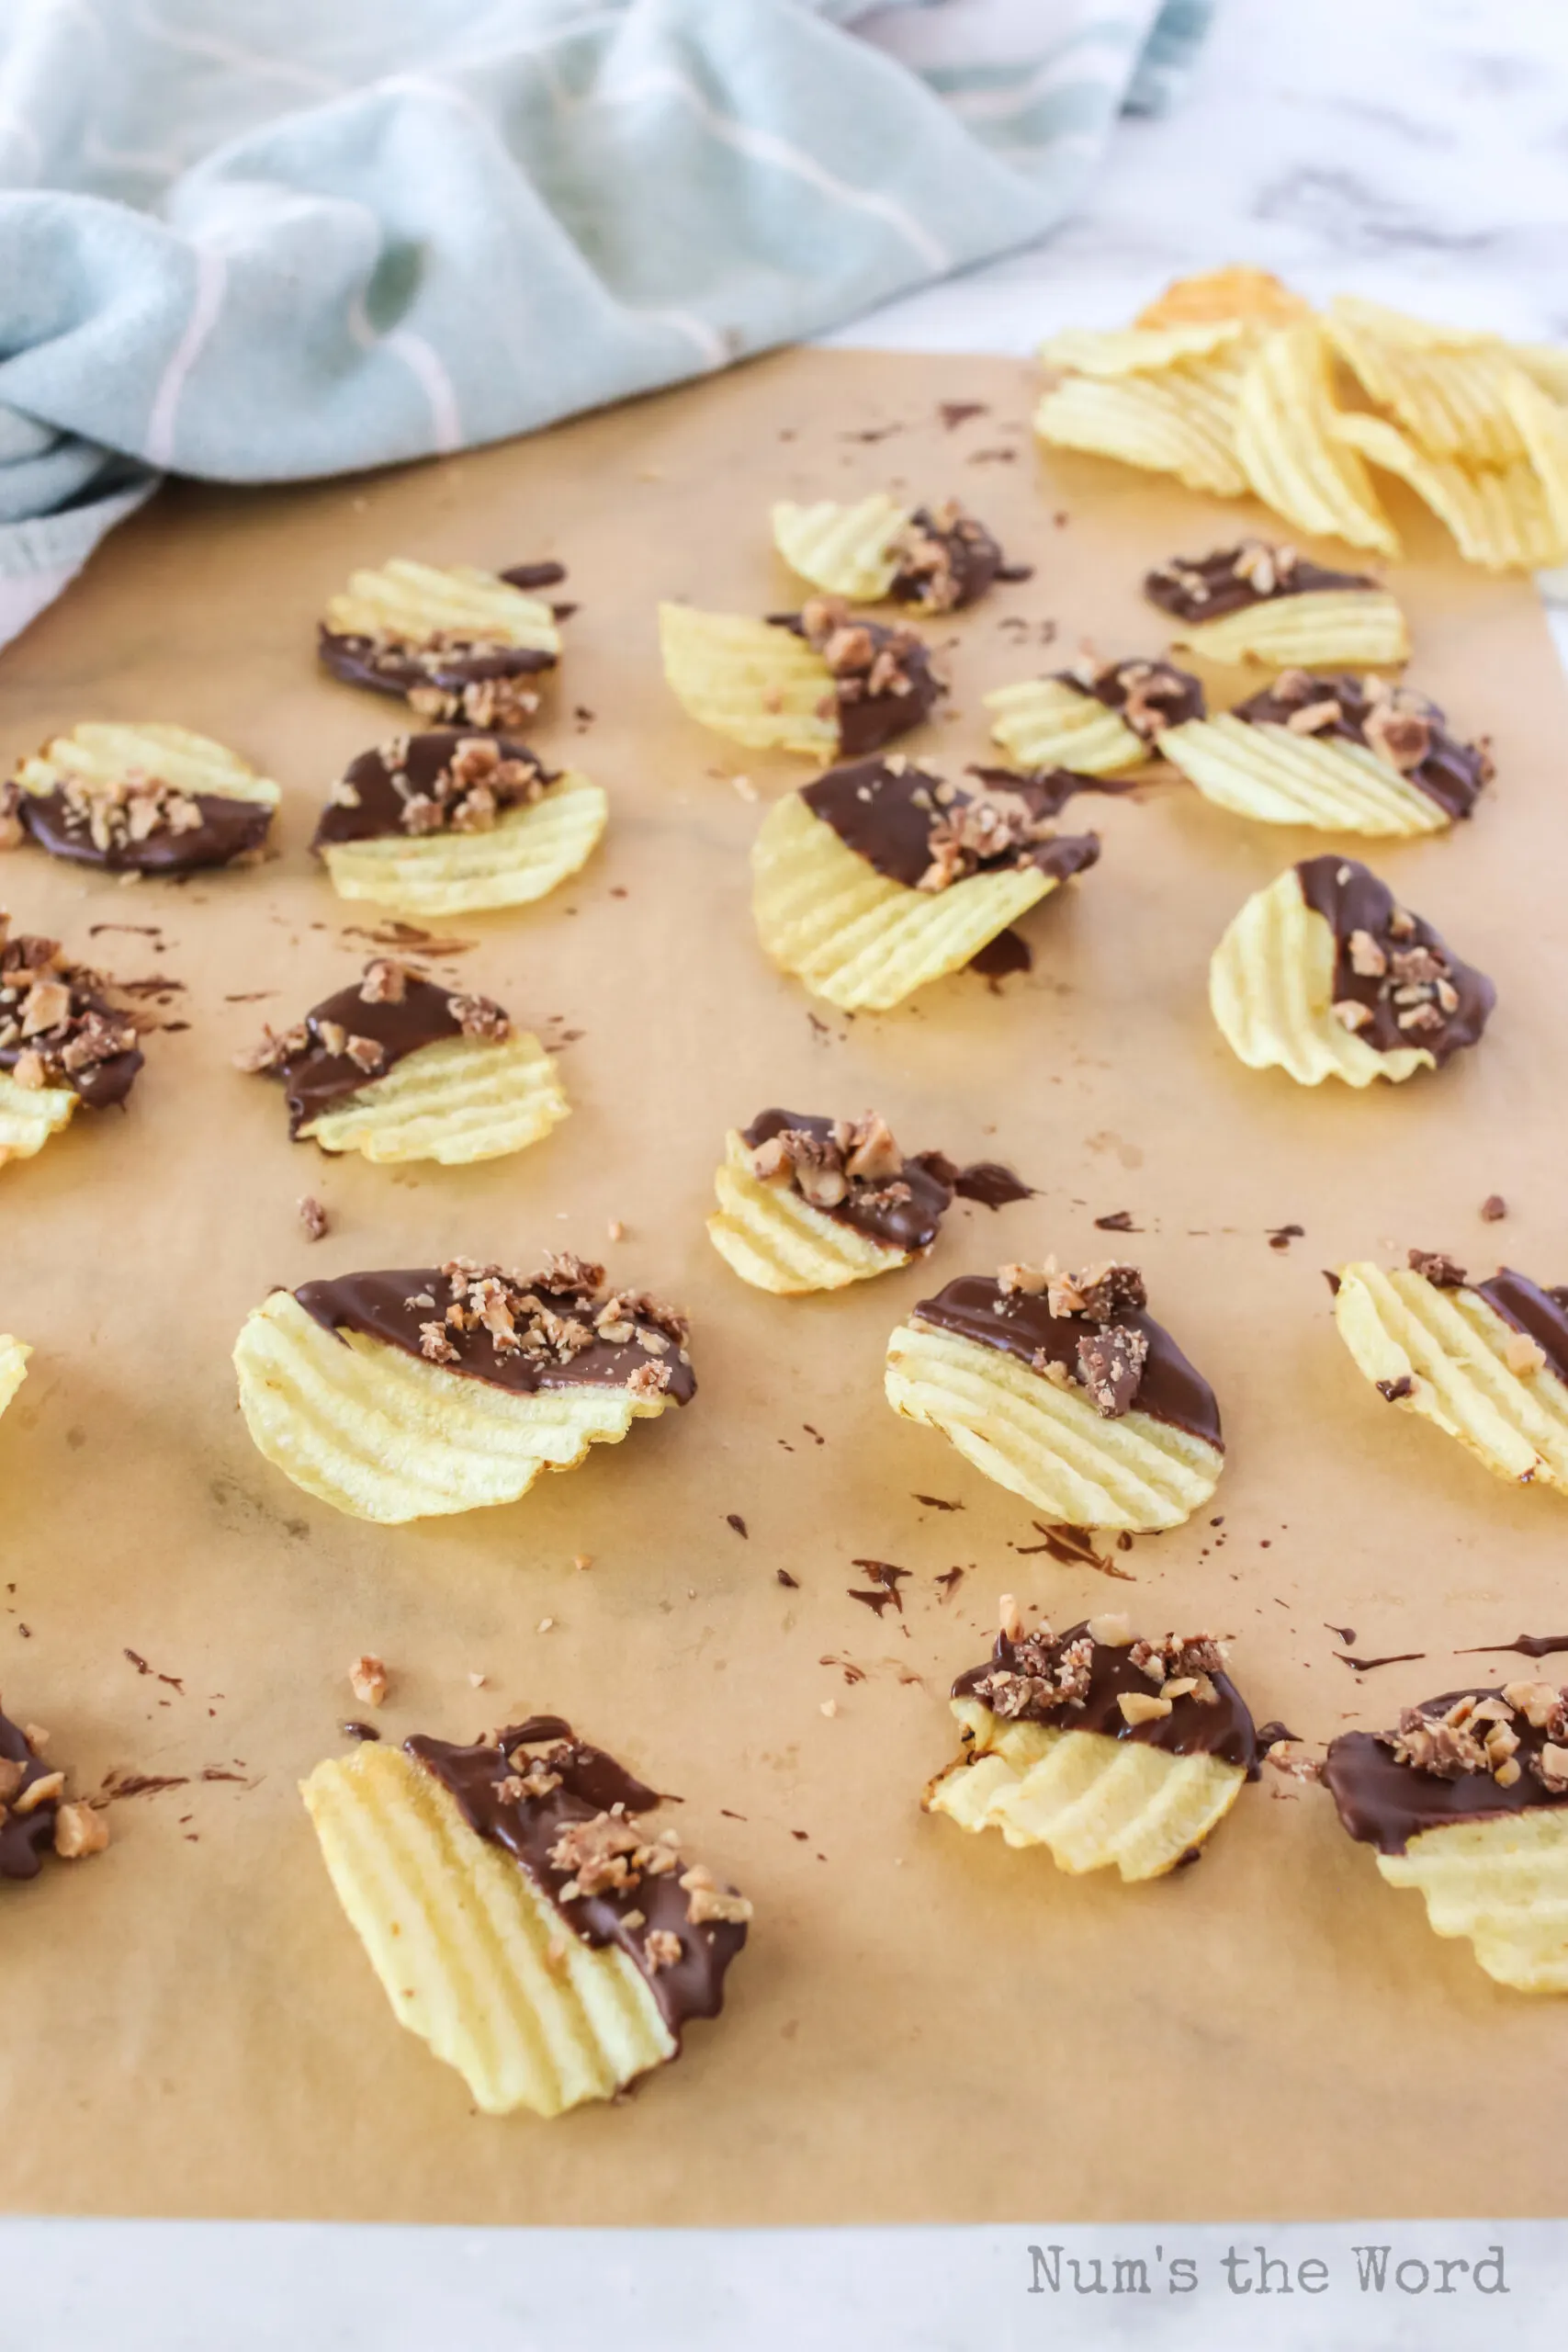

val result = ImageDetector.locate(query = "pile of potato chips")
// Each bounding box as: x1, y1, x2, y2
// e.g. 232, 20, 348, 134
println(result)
1037, 266, 1568, 571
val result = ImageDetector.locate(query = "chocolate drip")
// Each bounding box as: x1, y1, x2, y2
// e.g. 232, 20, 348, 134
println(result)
409, 1718, 745, 2040
953, 1623, 1258, 1773
17, 788, 273, 875
919, 1155, 1036, 1209
1473, 1270, 1568, 1388
1145, 545, 1374, 624
802, 757, 1101, 893
1325, 1689, 1568, 1856
294, 1266, 695, 1403
268, 975, 474, 1132
911, 1272, 1222, 1450
1459, 1633, 1568, 1661
886, 506, 1009, 610
318, 626, 556, 706
1295, 855, 1494, 1065
0, 1710, 59, 1882
312, 730, 554, 849
740, 1109, 953, 1252
1235, 675, 1487, 821
1059, 658, 1204, 731
501, 561, 568, 591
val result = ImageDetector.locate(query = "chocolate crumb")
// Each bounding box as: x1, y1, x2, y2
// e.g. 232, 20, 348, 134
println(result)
726, 1513, 749, 1539
298, 1194, 329, 1242
1408, 1249, 1467, 1287
1377, 1374, 1415, 1402
1482, 1194, 1507, 1222
776, 1569, 799, 1589
340, 1720, 381, 1742
1094, 1210, 1138, 1233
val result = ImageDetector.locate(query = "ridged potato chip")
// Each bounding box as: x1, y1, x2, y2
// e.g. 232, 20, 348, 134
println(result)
1334, 1264, 1568, 1492
299, 1033, 568, 1167
660, 604, 838, 756
1233, 324, 1400, 556
0, 1070, 79, 1168
324, 559, 559, 661
1331, 408, 1565, 571
926, 1698, 1247, 1881
1322, 296, 1494, 354
0, 1334, 29, 1417
1038, 322, 1245, 376
1376, 1811, 1568, 1992
1136, 266, 1314, 331
303, 1743, 674, 2115
1033, 358, 1249, 498
751, 790, 1055, 1012
14, 721, 280, 813
1210, 869, 1434, 1087
1325, 310, 1525, 467
771, 495, 907, 602
318, 772, 606, 916
1158, 713, 1447, 835
884, 1318, 1222, 1532
706, 1128, 907, 1294
1165, 588, 1409, 669
233, 1290, 676, 1523
984, 678, 1148, 775
1501, 370, 1568, 551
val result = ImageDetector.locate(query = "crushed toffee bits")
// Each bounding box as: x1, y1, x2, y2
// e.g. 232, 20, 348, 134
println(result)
0, 1704, 107, 1878
299, 1195, 330, 1241
314, 733, 556, 848
0, 912, 145, 1112
317, 559, 561, 729
238, 956, 514, 1130
1, 721, 279, 875
1058, 650, 1204, 740
349, 1656, 389, 1709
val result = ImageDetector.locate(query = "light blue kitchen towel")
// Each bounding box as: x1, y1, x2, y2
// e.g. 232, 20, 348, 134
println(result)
0, 0, 1211, 636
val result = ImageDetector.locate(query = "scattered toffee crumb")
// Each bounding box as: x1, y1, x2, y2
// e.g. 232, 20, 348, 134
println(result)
726, 1513, 749, 1539
1094, 1210, 1138, 1233
776, 1569, 799, 1590
340, 1720, 381, 1742
349, 1654, 389, 1708
298, 1194, 329, 1242
1482, 1194, 1507, 1222
1333, 1650, 1427, 1675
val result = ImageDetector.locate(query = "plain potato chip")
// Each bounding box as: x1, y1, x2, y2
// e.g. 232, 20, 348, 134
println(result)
1033, 359, 1250, 498
303, 1743, 674, 2115
318, 772, 606, 916
1038, 322, 1245, 377
1233, 324, 1400, 555
1376, 1811, 1568, 1991
885, 1317, 1223, 1532
1334, 1263, 1568, 1493
299, 1033, 569, 1166
1329, 408, 1564, 571
1500, 370, 1568, 552
984, 678, 1148, 775
233, 1291, 677, 1523
324, 559, 559, 660
1136, 266, 1314, 331
751, 790, 1055, 1012
1164, 588, 1409, 669
1325, 310, 1526, 467
1210, 867, 1434, 1087
660, 604, 837, 755
706, 1128, 908, 1294
0, 1334, 29, 1419
0, 1070, 79, 1170
1323, 295, 1495, 354
1158, 713, 1449, 835
14, 721, 280, 812
1510, 344, 1568, 401
926, 1699, 1247, 1881
771, 495, 908, 601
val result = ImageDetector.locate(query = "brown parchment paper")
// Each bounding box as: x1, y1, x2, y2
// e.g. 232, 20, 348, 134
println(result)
3, 347, 1568, 2226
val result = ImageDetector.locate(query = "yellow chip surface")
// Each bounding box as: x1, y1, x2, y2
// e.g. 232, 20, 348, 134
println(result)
751, 790, 1055, 1012
319, 772, 606, 916
324, 558, 559, 658
1325, 311, 1526, 467
1233, 323, 1400, 555
0, 1069, 79, 1168
1136, 266, 1314, 331
660, 604, 836, 755
771, 495, 908, 601
1335, 1263, 1568, 1493
1376, 1810, 1568, 1992
984, 678, 1148, 775
1210, 867, 1434, 1087
0, 1334, 30, 1418
1158, 714, 1449, 835
1164, 588, 1409, 670
885, 1318, 1222, 1532
303, 1743, 675, 2115
1501, 370, 1568, 554
706, 1128, 908, 1295
926, 1698, 1247, 1881
1038, 322, 1245, 377
299, 1033, 569, 1166
1034, 357, 1249, 498
15, 721, 280, 810
233, 1290, 677, 1523
1331, 408, 1566, 571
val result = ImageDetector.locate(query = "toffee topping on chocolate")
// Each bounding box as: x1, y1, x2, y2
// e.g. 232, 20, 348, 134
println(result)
239, 958, 511, 1132
1472, 1269, 1568, 1389
886, 502, 1021, 612
1145, 540, 1375, 624
911, 1261, 1223, 1448
0, 915, 143, 1109
953, 1620, 1258, 1774
1324, 1681, 1568, 1855
1057, 653, 1204, 738
313, 730, 556, 849
1235, 670, 1491, 820
2, 775, 272, 876
408, 1715, 748, 2038
319, 585, 558, 729
1297, 855, 1494, 1065
0, 1707, 61, 1882
779, 599, 946, 754
801, 755, 1101, 895
740, 1108, 953, 1253
294, 1255, 695, 1405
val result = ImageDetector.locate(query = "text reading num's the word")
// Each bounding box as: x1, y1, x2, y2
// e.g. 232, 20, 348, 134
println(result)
1028, 2245, 1509, 2298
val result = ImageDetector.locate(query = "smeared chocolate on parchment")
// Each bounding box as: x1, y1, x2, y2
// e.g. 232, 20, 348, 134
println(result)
409, 1715, 748, 2039
1, 772, 272, 876
1324, 1680, 1568, 1855
740, 1109, 1032, 1256
1297, 856, 1494, 1065
1145, 540, 1377, 624
1056, 653, 1204, 737
295, 1254, 695, 1406
238, 957, 511, 1133
0, 915, 143, 1109
774, 600, 946, 754
885, 502, 1029, 612
953, 1619, 1258, 1774
1234, 670, 1491, 821
313, 730, 556, 850
802, 754, 1101, 899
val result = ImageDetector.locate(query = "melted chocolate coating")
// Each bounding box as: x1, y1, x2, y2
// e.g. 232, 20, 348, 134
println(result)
409, 1717, 745, 2040
1473, 1270, 1568, 1387
0, 989, 142, 1110
801, 757, 1101, 893
0, 1710, 59, 1882
17, 788, 273, 875
1295, 855, 1494, 1065
294, 1267, 695, 1403
741, 1108, 954, 1252
1061, 659, 1204, 730
1235, 675, 1487, 821
772, 616, 944, 755
318, 626, 556, 706
267, 974, 474, 1133
911, 1272, 1223, 1449
967, 929, 1032, 980
886, 507, 1008, 610
953, 1623, 1258, 1773
1145, 546, 1374, 624
311, 729, 554, 849
1324, 1689, 1568, 1855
